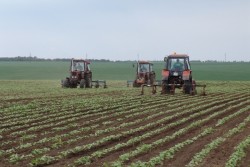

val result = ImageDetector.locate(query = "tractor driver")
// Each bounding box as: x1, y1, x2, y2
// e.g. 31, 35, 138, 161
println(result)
140, 65, 147, 72
173, 59, 183, 71
76, 63, 83, 71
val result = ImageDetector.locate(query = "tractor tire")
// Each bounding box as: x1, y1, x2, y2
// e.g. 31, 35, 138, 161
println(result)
161, 81, 171, 94
85, 77, 92, 88
133, 82, 137, 87
69, 79, 77, 88
95, 82, 100, 88
184, 80, 192, 94
62, 79, 70, 88
133, 81, 140, 87
80, 79, 85, 88
161, 83, 166, 94
150, 73, 156, 85
191, 80, 197, 95
150, 78, 155, 85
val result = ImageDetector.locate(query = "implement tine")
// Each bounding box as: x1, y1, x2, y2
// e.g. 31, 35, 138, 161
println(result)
140, 84, 160, 95
201, 85, 206, 96
196, 84, 207, 96
140, 84, 145, 95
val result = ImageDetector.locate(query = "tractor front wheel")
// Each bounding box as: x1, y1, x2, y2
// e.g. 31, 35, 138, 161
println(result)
80, 79, 85, 88
62, 79, 70, 88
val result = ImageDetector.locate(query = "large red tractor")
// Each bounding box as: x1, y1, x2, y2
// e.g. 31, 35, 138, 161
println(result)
161, 53, 205, 95
128, 61, 156, 87
62, 59, 106, 88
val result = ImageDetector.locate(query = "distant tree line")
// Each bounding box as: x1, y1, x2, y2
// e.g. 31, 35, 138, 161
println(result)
0, 56, 111, 62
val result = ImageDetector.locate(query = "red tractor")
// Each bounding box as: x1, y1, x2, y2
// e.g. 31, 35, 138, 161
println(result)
62, 58, 107, 89
130, 61, 156, 87
161, 53, 205, 95
62, 59, 92, 88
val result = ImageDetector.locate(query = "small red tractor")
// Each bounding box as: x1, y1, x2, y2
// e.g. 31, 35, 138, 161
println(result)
161, 53, 206, 95
127, 61, 156, 87
62, 59, 107, 88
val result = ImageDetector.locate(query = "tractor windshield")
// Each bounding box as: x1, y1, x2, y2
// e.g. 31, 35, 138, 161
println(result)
167, 58, 191, 71
139, 64, 150, 73
168, 58, 185, 71
73, 62, 85, 71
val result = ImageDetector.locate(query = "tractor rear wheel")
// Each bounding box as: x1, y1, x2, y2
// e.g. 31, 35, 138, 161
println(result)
161, 81, 171, 94
184, 80, 192, 94
133, 81, 140, 87
149, 72, 156, 85
80, 79, 85, 88
190, 80, 197, 95
86, 77, 92, 88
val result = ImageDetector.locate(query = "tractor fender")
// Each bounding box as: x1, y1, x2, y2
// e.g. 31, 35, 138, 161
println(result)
182, 70, 191, 80
161, 69, 169, 80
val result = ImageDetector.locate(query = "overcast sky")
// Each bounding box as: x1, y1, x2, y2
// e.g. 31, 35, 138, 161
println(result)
0, 0, 249, 61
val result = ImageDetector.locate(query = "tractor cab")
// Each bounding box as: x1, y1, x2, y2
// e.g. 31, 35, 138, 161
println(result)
69, 59, 91, 83
71, 59, 90, 72
165, 56, 191, 72
137, 61, 153, 73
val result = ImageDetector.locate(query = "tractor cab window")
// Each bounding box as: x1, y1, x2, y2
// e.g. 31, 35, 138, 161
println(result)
168, 58, 184, 71
87, 64, 90, 71
74, 62, 85, 71
139, 64, 150, 72
185, 58, 191, 70
149, 64, 153, 72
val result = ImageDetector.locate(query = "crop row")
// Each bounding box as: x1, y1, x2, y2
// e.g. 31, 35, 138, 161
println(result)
25, 96, 249, 166
128, 106, 250, 167
1, 95, 211, 154
1, 94, 217, 162
109, 101, 249, 166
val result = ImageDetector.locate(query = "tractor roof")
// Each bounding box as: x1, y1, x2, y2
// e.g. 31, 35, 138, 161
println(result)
72, 59, 90, 64
167, 53, 189, 58
138, 61, 152, 64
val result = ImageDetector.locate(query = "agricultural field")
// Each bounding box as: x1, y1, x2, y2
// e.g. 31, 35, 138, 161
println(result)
0, 80, 249, 167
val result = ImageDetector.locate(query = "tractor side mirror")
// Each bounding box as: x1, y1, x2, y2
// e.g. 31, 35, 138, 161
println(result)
164, 57, 168, 62
132, 64, 135, 68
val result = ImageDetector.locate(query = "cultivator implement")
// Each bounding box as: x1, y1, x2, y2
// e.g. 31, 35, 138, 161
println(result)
140, 84, 158, 95
141, 82, 206, 95
127, 80, 134, 87
92, 80, 107, 88
186, 83, 206, 96
166, 83, 206, 95
61, 79, 107, 88
140, 80, 162, 95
